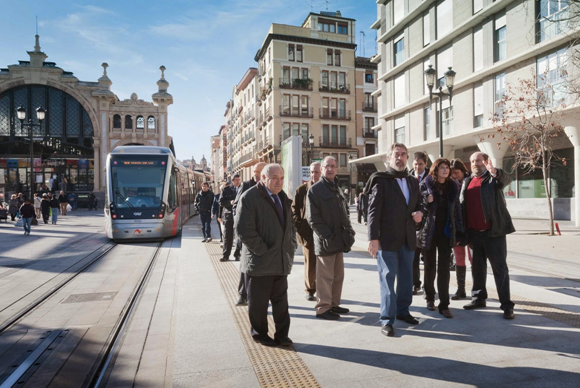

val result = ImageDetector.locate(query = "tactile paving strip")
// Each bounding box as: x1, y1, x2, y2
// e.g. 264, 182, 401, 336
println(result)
204, 239, 320, 388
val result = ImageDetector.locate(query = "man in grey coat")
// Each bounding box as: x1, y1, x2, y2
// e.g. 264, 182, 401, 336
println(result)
235, 164, 297, 347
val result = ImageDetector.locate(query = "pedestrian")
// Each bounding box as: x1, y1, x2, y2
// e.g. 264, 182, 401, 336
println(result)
219, 175, 241, 261
409, 151, 429, 295
195, 182, 215, 242
88, 192, 96, 210
68, 191, 77, 211
461, 152, 515, 319
212, 186, 223, 245
49, 194, 59, 224
360, 192, 368, 224
17, 192, 25, 205
9, 194, 19, 221
292, 161, 321, 302
450, 158, 472, 300
40, 194, 50, 224
365, 143, 424, 337
307, 156, 355, 320
19, 198, 35, 235
235, 163, 296, 347
356, 193, 362, 224
417, 158, 464, 319
34, 193, 42, 219
58, 190, 68, 215
232, 162, 267, 306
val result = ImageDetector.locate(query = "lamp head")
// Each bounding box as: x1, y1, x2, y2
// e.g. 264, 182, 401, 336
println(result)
444, 67, 456, 91
16, 106, 26, 121
424, 65, 436, 92
36, 106, 46, 121
308, 133, 314, 145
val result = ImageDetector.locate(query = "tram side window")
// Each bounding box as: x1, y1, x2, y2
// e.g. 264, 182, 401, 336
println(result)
168, 168, 177, 210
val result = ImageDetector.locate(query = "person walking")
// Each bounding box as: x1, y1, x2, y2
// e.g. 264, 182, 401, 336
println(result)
212, 187, 223, 245
88, 192, 96, 210
461, 152, 516, 319
307, 156, 355, 320
40, 194, 51, 224
34, 193, 42, 219
19, 198, 35, 235
68, 191, 77, 211
417, 159, 464, 319
219, 175, 241, 261
235, 164, 296, 347
365, 143, 424, 337
195, 182, 215, 242
232, 162, 267, 306
409, 151, 428, 295
292, 161, 321, 302
49, 194, 59, 224
58, 191, 68, 215
9, 194, 19, 221
450, 158, 472, 300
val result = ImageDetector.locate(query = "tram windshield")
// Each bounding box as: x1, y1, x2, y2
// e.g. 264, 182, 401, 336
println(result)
110, 156, 167, 209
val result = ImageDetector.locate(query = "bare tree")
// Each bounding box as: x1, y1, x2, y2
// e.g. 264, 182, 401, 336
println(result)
488, 69, 568, 236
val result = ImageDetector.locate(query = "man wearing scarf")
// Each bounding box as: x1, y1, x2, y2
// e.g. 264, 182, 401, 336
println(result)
365, 143, 424, 337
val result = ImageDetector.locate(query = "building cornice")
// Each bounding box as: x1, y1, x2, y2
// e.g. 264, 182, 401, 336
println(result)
255, 34, 357, 62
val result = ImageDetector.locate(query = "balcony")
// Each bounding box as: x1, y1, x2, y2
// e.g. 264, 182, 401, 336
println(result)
279, 106, 314, 118
319, 137, 352, 149
279, 78, 313, 91
318, 82, 350, 94
362, 102, 377, 112
362, 130, 377, 138
319, 109, 351, 121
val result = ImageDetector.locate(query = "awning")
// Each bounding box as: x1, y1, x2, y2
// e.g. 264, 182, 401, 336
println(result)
349, 152, 388, 172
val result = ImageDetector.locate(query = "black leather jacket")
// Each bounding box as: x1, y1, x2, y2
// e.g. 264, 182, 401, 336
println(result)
195, 190, 215, 213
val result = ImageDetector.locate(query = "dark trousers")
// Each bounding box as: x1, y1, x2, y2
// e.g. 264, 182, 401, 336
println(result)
247, 274, 290, 340
469, 230, 514, 310
423, 233, 452, 312
42, 210, 49, 224
413, 248, 422, 288
199, 211, 212, 238
303, 242, 316, 294
222, 216, 234, 258
238, 271, 247, 299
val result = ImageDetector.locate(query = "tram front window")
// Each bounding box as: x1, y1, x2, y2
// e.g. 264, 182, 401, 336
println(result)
111, 157, 167, 208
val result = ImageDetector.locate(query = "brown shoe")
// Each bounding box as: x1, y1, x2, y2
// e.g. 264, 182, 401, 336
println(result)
440, 309, 453, 318
426, 301, 436, 311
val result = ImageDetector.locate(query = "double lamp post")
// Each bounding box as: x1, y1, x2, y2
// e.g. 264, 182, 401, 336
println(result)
16, 105, 46, 201
424, 65, 456, 158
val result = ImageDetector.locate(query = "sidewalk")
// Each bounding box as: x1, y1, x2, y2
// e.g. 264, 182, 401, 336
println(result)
172, 215, 580, 387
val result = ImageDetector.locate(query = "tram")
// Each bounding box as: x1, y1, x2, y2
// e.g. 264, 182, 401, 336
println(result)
104, 146, 201, 241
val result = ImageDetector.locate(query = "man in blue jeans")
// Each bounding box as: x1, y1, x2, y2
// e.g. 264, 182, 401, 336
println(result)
365, 143, 423, 337
195, 182, 215, 242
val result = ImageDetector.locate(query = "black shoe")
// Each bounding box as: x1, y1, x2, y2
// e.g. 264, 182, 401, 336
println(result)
396, 314, 419, 325
463, 299, 487, 310
503, 308, 515, 320
413, 286, 421, 295
330, 306, 350, 314
381, 324, 394, 337
316, 311, 340, 320
236, 297, 247, 306
206, 237, 212, 243
276, 337, 293, 346
219, 257, 229, 262
234, 256, 240, 261
201, 238, 207, 243
451, 290, 467, 300
305, 293, 316, 301
253, 335, 277, 347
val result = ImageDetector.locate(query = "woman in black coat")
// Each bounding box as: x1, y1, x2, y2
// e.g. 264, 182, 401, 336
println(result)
417, 158, 464, 318
40, 194, 51, 224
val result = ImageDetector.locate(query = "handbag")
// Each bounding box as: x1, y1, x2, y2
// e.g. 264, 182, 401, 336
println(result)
15, 218, 23, 227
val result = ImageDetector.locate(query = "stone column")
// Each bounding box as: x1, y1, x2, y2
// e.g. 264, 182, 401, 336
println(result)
101, 112, 108, 189
93, 141, 101, 192
564, 126, 580, 226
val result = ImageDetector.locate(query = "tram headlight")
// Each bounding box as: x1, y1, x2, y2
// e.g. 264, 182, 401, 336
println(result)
159, 213, 164, 218
112, 214, 117, 219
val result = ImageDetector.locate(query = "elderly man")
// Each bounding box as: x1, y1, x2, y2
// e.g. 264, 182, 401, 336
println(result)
233, 162, 267, 306
292, 161, 321, 301
235, 164, 296, 347
307, 156, 355, 320
219, 175, 241, 261
366, 143, 423, 337
461, 152, 515, 319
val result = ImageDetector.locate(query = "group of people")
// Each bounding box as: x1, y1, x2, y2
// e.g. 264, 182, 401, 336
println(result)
196, 142, 516, 345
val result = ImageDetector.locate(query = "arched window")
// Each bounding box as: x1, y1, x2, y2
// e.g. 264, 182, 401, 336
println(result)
136, 116, 144, 129
147, 116, 156, 130
113, 114, 121, 129
125, 115, 132, 129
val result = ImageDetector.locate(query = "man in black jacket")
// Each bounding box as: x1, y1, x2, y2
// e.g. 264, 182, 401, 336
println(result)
460, 152, 515, 319
219, 175, 241, 261
235, 163, 296, 347
366, 143, 423, 337
409, 151, 428, 295
195, 182, 215, 242
307, 156, 355, 320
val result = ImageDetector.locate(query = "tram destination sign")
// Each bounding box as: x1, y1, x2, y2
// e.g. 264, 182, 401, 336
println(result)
113, 160, 164, 166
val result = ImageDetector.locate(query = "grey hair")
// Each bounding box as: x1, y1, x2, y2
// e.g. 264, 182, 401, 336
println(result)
262, 163, 284, 177
387, 143, 408, 159
310, 161, 321, 169
321, 156, 337, 166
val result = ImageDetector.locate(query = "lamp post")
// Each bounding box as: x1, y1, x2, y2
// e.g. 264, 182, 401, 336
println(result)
16, 106, 46, 201
424, 65, 456, 157
348, 154, 354, 205
308, 133, 314, 163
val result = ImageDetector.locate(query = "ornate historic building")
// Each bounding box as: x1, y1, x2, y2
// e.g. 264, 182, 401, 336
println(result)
0, 36, 173, 204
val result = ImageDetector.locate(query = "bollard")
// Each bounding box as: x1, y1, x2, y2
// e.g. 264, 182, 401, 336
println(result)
555, 222, 561, 236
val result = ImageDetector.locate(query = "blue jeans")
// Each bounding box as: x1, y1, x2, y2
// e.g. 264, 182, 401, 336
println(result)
377, 244, 415, 326
200, 211, 212, 238
51, 208, 58, 224
22, 217, 32, 234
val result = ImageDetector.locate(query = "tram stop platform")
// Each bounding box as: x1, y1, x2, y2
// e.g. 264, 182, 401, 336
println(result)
1, 209, 579, 387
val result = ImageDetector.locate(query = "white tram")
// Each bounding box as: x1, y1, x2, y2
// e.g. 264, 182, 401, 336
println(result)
104, 146, 199, 241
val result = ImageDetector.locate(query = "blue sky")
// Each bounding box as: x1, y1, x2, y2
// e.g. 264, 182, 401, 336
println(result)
0, 0, 377, 164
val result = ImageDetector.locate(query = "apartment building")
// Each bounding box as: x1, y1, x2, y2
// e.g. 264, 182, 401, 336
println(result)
361, 0, 579, 222
210, 133, 221, 191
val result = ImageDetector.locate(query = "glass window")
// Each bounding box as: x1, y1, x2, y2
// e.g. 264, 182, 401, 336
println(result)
136, 116, 144, 129
442, 106, 453, 136
338, 99, 346, 118
394, 34, 405, 66
473, 0, 483, 14
437, 45, 453, 87
424, 107, 435, 140
111, 156, 167, 209
282, 67, 290, 84
494, 11, 507, 62
539, 0, 570, 42
301, 123, 309, 144
322, 124, 329, 143
113, 114, 121, 129
394, 0, 404, 25
292, 95, 299, 115
283, 122, 290, 139
301, 96, 309, 116
338, 25, 348, 34
147, 116, 156, 130
331, 125, 338, 143
338, 72, 346, 88
288, 44, 295, 61
494, 73, 506, 118
321, 71, 328, 87
297, 45, 303, 62
327, 49, 333, 65
394, 116, 405, 143
334, 50, 341, 66
292, 123, 300, 136
340, 154, 347, 167
365, 73, 374, 83
124, 115, 132, 130
436, 0, 453, 39
474, 83, 483, 127
537, 47, 568, 107
339, 126, 346, 145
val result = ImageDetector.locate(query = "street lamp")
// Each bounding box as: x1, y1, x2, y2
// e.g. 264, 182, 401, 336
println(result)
308, 133, 314, 163
424, 65, 456, 157
348, 154, 354, 205
16, 106, 46, 201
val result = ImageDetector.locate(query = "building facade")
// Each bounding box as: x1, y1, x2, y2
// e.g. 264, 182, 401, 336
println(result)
361, 0, 579, 222
0, 36, 173, 204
